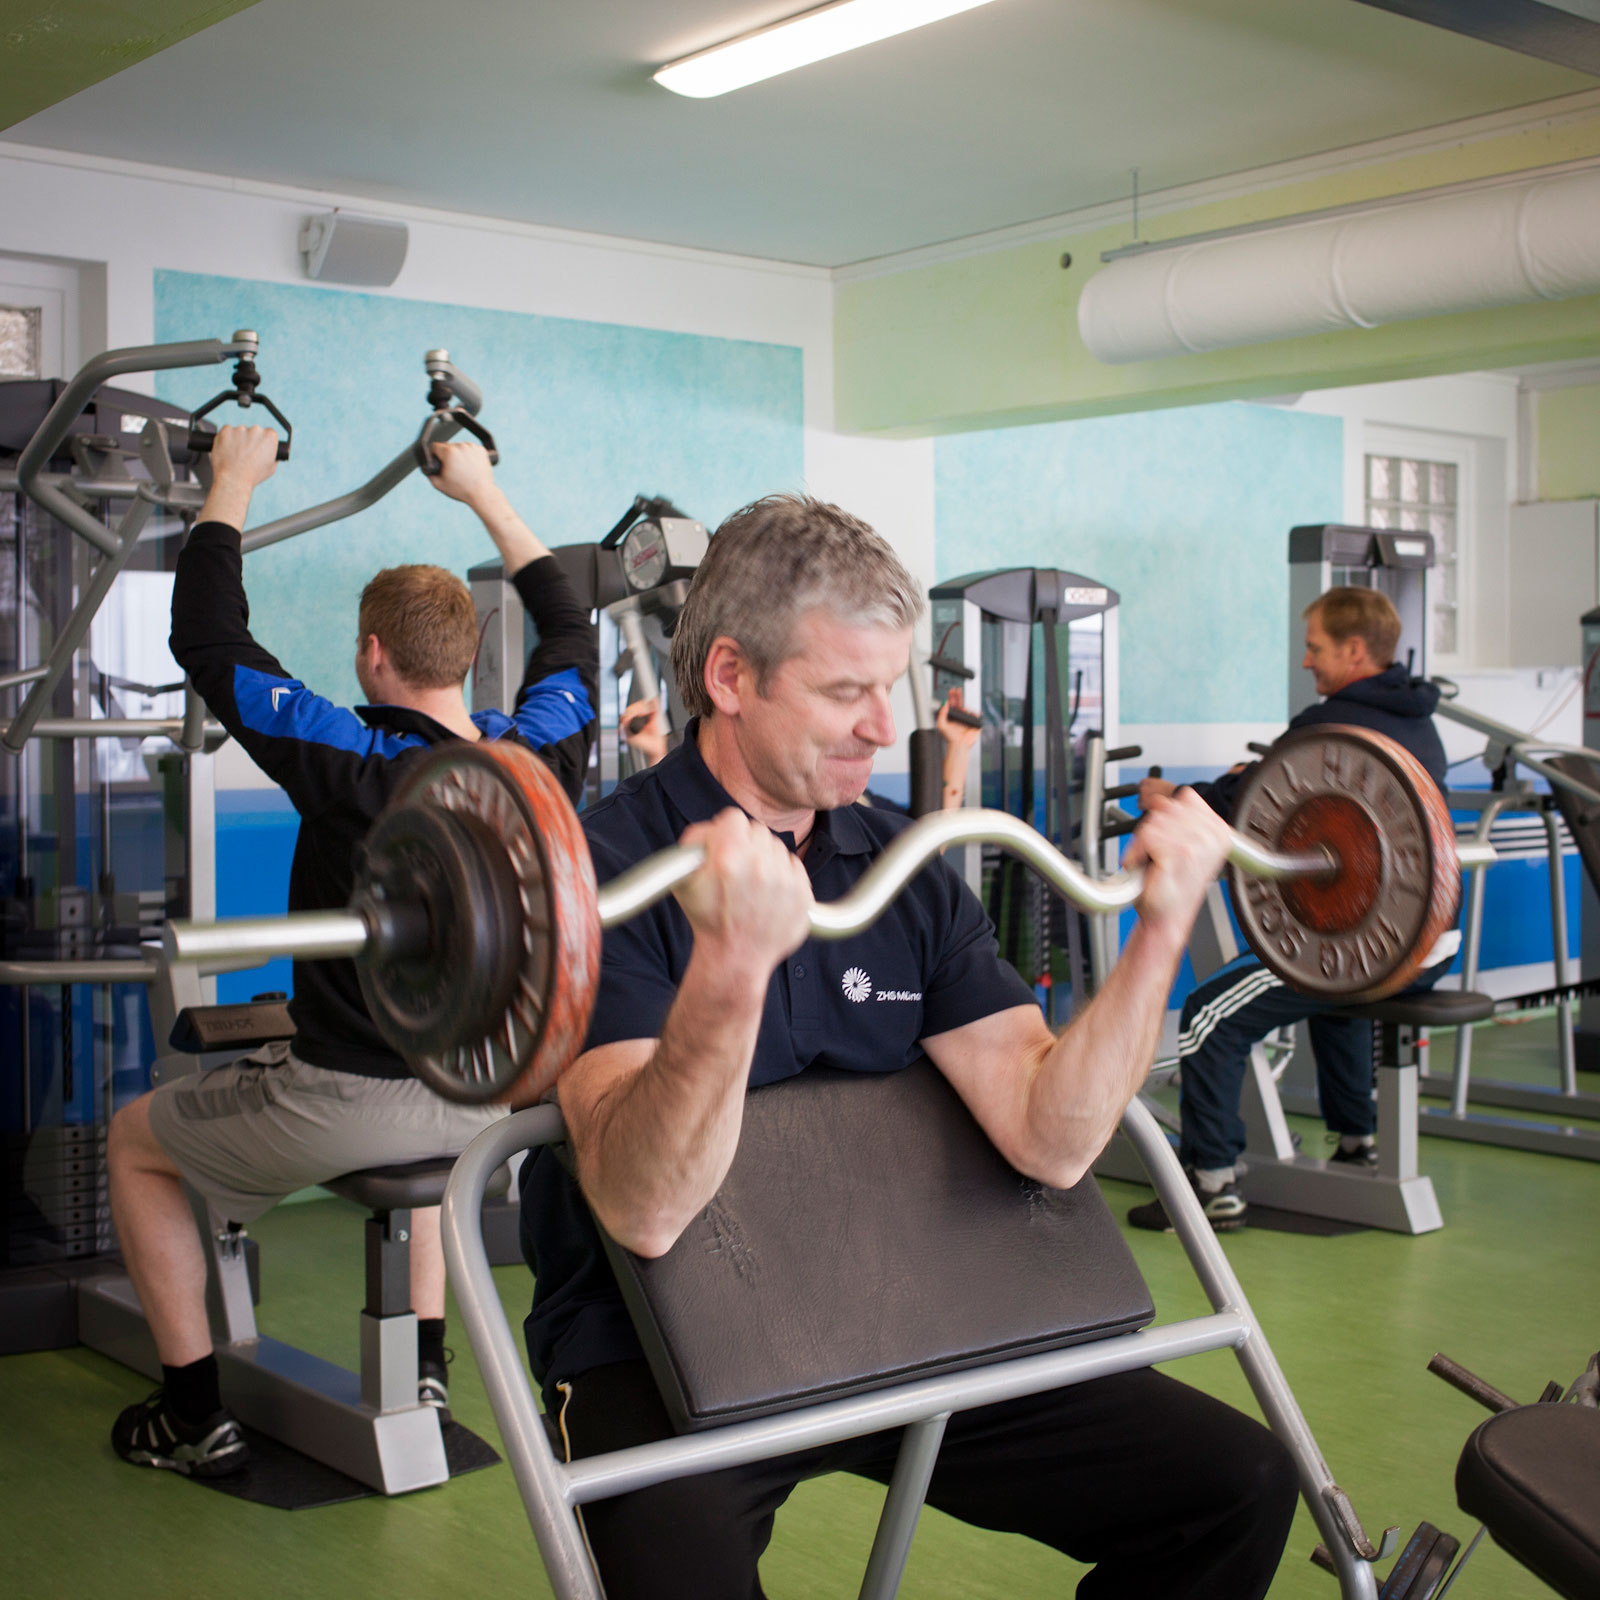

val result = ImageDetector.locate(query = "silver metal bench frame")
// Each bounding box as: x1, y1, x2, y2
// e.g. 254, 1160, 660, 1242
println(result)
443, 1094, 1387, 1600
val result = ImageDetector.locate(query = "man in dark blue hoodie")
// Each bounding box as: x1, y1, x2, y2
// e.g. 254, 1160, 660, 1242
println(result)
1128, 587, 1456, 1232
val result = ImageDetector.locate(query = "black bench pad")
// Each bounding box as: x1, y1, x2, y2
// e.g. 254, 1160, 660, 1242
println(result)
1457, 1403, 1600, 1600
601, 1061, 1155, 1433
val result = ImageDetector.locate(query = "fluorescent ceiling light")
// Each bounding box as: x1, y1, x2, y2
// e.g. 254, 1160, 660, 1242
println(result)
654, 0, 1002, 99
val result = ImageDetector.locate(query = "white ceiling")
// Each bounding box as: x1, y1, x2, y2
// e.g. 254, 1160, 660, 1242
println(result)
6, 0, 1593, 268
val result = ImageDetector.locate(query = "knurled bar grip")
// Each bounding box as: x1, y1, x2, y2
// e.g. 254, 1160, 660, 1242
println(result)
167, 806, 1465, 969
1427, 1353, 1520, 1415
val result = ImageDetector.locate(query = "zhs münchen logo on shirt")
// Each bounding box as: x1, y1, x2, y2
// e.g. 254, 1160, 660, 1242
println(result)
841, 968, 922, 1004
841, 967, 872, 1003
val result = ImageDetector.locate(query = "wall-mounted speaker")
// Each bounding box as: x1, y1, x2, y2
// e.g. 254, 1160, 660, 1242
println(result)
299, 212, 409, 287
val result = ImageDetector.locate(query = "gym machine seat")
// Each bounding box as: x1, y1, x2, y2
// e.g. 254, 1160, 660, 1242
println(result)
323, 1158, 509, 1419
1457, 1402, 1600, 1600
1337, 990, 1498, 1030
1316, 988, 1497, 1209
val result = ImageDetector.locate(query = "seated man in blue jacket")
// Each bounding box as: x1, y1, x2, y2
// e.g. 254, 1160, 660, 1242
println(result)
107, 425, 596, 1476
1129, 585, 1457, 1232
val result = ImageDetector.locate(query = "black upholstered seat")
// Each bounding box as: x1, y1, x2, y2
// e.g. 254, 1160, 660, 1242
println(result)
1335, 989, 1497, 1028
324, 1157, 509, 1213
1457, 1403, 1600, 1600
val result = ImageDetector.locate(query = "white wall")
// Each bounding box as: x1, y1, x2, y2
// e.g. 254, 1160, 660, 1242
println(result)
1294, 371, 1518, 675
0, 141, 939, 782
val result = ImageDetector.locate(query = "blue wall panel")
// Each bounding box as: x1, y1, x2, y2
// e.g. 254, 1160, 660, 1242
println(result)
934, 403, 1344, 726
214, 791, 299, 1003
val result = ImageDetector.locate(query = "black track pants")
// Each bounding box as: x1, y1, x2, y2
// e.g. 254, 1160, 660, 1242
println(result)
558, 1359, 1298, 1600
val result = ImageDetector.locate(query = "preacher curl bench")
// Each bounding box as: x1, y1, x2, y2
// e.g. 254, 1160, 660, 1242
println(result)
443, 1069, 1405, 1600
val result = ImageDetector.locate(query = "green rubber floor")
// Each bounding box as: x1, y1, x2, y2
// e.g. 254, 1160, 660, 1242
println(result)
4, 1013, 1596, 1600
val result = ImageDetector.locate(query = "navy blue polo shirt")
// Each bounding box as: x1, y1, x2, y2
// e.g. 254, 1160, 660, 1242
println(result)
518, 720, 1037, 1402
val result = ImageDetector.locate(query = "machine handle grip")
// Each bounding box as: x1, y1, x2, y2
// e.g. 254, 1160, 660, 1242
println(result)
414, 408, 499, 475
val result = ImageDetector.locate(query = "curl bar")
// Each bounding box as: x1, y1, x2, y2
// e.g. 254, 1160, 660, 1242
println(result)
164, 726, 1497, 1108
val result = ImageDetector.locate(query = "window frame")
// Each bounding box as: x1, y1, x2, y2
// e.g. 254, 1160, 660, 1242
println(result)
1362, 423, 1476, 673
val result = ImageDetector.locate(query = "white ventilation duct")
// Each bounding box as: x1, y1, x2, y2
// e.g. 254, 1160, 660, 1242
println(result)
1077, 166, 1600, 365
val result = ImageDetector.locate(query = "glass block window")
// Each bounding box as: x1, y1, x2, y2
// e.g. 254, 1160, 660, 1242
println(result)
0, 304, 41, 377
1366, 452, 1459, 657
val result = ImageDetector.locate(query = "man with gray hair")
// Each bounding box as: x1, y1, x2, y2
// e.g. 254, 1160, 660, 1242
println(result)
519, 494, 1296, 1599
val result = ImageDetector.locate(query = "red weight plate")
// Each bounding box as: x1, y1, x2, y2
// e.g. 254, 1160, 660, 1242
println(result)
475, 742, 601, 1106
1279, 794, 1383, 933
1228, 724, 1460, 1003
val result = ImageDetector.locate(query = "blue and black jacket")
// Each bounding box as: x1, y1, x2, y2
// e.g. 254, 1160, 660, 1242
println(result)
1194, 665, 1448, 823
171, 520, 597, 1078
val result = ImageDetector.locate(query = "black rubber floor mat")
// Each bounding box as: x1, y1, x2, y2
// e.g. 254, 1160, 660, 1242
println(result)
190, 1420, 499, 1510
1245, 1205, 1366, 1237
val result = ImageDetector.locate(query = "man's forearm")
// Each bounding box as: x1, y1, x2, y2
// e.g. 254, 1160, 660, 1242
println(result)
572, 949, 770, 1257
195, 474, 253, 532
472, 486, 550, 575
1020, 920, 1190, 1180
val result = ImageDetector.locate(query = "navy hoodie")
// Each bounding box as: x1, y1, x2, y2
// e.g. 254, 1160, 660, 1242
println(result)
1194, 665, 1447, 823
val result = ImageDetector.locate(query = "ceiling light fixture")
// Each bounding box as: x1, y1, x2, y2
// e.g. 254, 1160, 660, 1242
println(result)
653, 0, 1002, 99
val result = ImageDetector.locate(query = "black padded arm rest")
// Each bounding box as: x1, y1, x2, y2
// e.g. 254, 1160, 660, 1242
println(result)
1457, 1404, 1600, 1600
170, 999, 295, 1053
598, 1061, 1155, 1434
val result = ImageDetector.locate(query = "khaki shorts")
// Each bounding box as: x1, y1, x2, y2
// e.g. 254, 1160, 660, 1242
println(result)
146, 1048, 508, 1224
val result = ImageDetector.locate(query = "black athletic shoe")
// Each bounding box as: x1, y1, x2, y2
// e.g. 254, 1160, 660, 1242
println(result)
112, 1390, 249, 1477
1128, 1173, 1247, 1234
418, 1355, 452, 1425
1329, 1139, 1379, 1170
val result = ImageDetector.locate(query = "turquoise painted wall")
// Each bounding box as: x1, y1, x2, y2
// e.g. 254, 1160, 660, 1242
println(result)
934, 403, 1344, 725
153, 272, 803, 995
154, 271, 805, 707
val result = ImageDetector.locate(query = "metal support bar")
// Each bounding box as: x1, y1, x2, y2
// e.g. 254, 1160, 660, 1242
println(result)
2, 494, 155, 751
240, 430, 460, 553
1449, 798, 1506, 1116
1541, 807, 1579, 1096
0, 958, 159, 985
367, 1209, 413, 1319
1434, 693, 1600, 810
179, 682, 207, 754
0, 716, 228, 744
857, 1413, 949, 1600
17, 337, 248, 559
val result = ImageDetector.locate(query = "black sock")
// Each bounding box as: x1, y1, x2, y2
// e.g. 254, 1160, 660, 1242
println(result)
417, 1318, 447, 1371
162, 1355, 221, 1425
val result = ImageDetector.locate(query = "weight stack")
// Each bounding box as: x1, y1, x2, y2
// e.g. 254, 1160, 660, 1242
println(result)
2, 1123, 111, 1268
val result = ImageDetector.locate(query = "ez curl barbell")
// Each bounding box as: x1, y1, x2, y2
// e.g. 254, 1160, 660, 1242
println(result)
165, 724, 1493, 1106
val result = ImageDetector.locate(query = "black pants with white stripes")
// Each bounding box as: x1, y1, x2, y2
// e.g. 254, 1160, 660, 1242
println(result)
557, 1357, 1297, 1600
1176, 952, 1448, 1171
